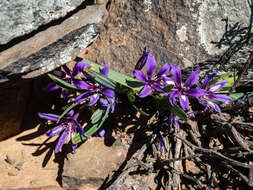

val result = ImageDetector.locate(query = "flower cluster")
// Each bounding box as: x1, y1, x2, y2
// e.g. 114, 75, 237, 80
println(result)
38, 110, 89, 153
39, 48, 233, 154
134, 49, 232, 129
39, 61, 117, 153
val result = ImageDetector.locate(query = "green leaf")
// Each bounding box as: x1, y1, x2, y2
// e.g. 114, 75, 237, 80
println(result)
87, 70, 116, 90
48, 74, 84, 92
132, 104, 149, 116
248, 92, 253, 97
73, 109, 109, 144
229, 93, 244, 101
209, 72, 231, 86
91, 109, 105, 124
59, 103, 78, 119
169, 105, 187, 121
82, 59, 144, 91
127, 94, 136, 103
162, 85, 173, 93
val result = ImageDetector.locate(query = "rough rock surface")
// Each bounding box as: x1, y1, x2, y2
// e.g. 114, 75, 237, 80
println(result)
0, 4, 107, 82
79, 0, 250, 76
198, 0, 250, 55
0, 0, 84, 45
0, 125, 126, 189
0, 126, 61, 189
62, 138, 127, 190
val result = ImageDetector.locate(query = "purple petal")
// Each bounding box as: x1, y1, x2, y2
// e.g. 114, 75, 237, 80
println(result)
98, 128, 106, 137
72, 143, 78, 152
171, 65, 182, 86
100, 98, 109, 106
157, 63, 171, 77
74, 120, 90, 139
169, 91, 179, 105
66, 110, 75, 117
138, 85, 152, 98
186, 88, 206, 97
184, 70, 199, 88
179, 95, 189, 110
202, 72, 217, 89
102, 88, 115, 98
88, 93, 100, 106
208, 81, 228, 93
55, 129, 69, 153
38, 112, 60, 121
163, 77, 175, 86
62, 65, 71, 76
73, 79, 90, 89
45, 82, 59, 92
46, 124, 65, 137
133, 70, 147, 82
135, 47, 150, 70
207, 101, 222, 118
100, 62, 109, 76
72, 61, 90, 77
75, 92, 90, 103
207, 94, 232, 102
152, 84, 164, 92
146, 55, 157, 79
62, 89, 71, 99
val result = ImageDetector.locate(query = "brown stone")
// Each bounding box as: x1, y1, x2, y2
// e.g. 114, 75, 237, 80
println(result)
0, 126, 61, 189
79, 0, 250, 77
62, 138, 127, 190
79, 0, 209, 77
185, 160, 201, 174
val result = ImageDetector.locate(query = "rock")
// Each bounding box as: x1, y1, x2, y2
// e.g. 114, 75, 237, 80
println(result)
0, 81, 31, 141
198, 0, 250, 55
0, 0, 84, 45
0, 4, 108, 82
79, 0, 250, 76
62, 138, 126, 190
0, 126, 61, 189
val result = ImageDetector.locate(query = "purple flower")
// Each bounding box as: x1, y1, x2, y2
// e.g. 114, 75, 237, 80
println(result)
100, 96, 120, 113
133, 55, 171, 98
46, 62, 90, 98
38, 110, 89, 153
135, 47, 151, 70
169, 65, 205, 110
74, 62, 116, 107
198, 72, 232, 117
158, 133, 167, 153
169, 113, 180, 131
96, 128, 106, 137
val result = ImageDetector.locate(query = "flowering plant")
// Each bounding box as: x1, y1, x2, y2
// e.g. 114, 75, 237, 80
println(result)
38, 48, 233, 153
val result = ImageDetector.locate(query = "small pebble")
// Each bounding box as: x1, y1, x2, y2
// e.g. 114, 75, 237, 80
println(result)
15, 162, 23, 171
4, 155, 15, 165
8, 172, 17, 176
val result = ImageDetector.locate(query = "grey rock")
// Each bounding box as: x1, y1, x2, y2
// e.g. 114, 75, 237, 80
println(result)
0, 0, 84, 45
198, 0, 250, 55
1, 24, 99, 80
0, 4, 107, 81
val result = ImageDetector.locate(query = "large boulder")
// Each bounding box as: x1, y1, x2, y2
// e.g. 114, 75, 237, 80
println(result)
62, 138, 126, 190
80, 0, 250, 76
0, 0, 84, 45
0, 2, 108, 82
